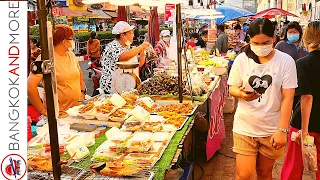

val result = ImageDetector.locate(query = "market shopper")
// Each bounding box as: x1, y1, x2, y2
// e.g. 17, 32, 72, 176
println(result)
87, 31, 101, 62
30, 39, 40, 61
234, 24, 245, 54
216, 24, 229, 54
99, 21, 150, 94
281, 21, 320, 180
275, 21, 308, 61
196, 30, 208, 48
228, 18, 297, 180
185, 33, 199, 50
154, 30, 171, 66
28, 24, 86, 118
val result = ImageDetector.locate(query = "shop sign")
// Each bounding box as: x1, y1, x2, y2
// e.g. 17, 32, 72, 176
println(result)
52, 7, 62, 16
165, 4, 175, 22
208, 29, 217, 42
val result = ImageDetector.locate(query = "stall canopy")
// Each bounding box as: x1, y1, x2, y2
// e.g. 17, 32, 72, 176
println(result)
215, 5, 255, 24
148, 7, 160, 47
117, 6, 127, 22
250, 8, 298, 19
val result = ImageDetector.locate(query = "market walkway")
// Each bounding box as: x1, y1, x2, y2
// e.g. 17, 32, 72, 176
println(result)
194, 113, 316, 180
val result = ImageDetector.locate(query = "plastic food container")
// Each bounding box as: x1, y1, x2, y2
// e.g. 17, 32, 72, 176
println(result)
149, 142, 164, 155
97, 126, 107, 135
108, 132, 132, 144
92, 152, 125, 162
142, 122, 163, 132
150, 132, 171, 142
124, 153, 154, 164
122, 121, 143, 132
94, 130, 100, 138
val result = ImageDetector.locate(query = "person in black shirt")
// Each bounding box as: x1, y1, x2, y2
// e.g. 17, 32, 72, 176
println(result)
196, 30, 208, 48
281, 21, 320, 180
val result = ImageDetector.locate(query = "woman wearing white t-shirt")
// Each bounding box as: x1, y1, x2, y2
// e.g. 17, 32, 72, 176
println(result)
228, 18, 297, 180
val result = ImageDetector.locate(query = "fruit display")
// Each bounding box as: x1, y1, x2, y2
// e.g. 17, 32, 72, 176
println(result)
137, 72, 190, 96
156, 102, 196, 115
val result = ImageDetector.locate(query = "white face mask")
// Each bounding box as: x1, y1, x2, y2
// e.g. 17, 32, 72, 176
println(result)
163, 37, 170, 42
250, 44, 273, 57
194, 40, 198, 44
123, 36, 132, 48
65, 40, 75, 51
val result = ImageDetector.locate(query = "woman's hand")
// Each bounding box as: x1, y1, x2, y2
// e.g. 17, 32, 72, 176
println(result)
270, 130, 287, 150
239, 87, 261, 101
140, 42, 151, 50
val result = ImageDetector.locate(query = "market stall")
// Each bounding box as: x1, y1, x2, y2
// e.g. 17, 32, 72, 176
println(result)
29, 0, 234, 179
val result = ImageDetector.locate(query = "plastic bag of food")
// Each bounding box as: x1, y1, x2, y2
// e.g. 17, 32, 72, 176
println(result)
301, 133, 318, 172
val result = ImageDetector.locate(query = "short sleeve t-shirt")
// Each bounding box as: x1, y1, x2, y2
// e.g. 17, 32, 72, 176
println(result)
291, 50, 320, 133
228, 50, 298, 137
100, 40, 126, 94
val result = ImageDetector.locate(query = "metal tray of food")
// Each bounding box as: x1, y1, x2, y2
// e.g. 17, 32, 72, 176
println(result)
153, 102, 198, 116
27, 166, 85, 180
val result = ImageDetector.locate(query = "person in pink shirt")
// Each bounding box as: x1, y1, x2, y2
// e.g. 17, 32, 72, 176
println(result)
234, 24, 245, 53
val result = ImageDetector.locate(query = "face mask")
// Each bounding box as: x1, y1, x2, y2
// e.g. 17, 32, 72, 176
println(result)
250, 44, 273, 57
194, 40, 198, 44
123, 37, 131, 48
65, 40, 75, 51
287, 34, 299, 43
163, 37, 170, 42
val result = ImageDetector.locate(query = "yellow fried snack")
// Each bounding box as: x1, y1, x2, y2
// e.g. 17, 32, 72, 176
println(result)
155, 102, 195, 114
79, 103, 95, 114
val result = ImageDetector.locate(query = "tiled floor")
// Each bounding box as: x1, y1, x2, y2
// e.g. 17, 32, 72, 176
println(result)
194, 113, 316, 180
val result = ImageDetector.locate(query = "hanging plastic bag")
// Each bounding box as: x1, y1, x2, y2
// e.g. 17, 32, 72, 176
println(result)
301, 133, 318, 172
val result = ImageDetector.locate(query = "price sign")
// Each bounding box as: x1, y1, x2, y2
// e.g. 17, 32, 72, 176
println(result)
52, 7, 62, 16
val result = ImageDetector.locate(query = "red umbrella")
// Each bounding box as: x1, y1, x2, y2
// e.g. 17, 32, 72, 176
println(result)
252, 8, 298, 19
148, 7, 160, 47
117, 6, 127, 22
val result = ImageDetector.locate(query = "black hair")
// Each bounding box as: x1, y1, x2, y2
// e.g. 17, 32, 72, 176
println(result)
284, 21, 290, 25
234, 24, 241, 30
272, 21, 278, 27
243, 23, 248, 26
115, 31, 129, 40
30, 39, 37, 44
284, 21, 303, 42
190, 33, 199, 39
201, 30, 208, 36
89, 31, 97, 43
243, 18, 275, 64
217, 24, 225, 32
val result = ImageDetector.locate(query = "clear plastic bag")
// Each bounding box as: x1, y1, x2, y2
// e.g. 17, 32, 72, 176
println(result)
301, 133, 318, 172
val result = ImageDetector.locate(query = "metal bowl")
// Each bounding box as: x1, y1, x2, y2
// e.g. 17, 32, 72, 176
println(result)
116, 62, 139, 69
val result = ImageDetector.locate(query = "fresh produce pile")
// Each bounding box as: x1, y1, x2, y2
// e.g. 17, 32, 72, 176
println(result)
137, 72, 190, 96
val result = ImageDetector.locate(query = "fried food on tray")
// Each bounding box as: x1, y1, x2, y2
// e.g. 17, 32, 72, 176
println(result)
103, 99, 113, 106
138, 102, 157, 113
158, 111, 186, 127
121, 93, 138, 105
122, 104, 135, 109
79, 103, 95, 114
90, 162, 143, 177
28, 156, 52, 172
97, 104, 114, 114
155, 102, 195, 114
110, 109, 127, 118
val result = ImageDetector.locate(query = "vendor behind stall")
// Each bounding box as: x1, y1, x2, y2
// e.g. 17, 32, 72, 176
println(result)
154, 30, 171, 66
28, 24, 86, 118
99, 21, 150, 94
